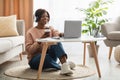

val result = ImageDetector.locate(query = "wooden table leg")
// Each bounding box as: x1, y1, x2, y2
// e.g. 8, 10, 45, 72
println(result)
37, 42, 49, 80
90, 42, 101, 78
83, 42, 86, 66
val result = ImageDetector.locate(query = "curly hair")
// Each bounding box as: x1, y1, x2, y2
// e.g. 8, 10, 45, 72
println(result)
35, 9, 50, 22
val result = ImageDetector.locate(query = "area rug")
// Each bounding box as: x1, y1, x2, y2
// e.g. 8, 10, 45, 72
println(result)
4, 65, 95, 80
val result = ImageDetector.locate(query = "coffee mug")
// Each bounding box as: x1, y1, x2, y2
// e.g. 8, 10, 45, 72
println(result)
44, 28, 51, 36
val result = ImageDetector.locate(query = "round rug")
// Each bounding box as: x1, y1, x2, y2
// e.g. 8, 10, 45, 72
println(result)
4, 65, 95, 80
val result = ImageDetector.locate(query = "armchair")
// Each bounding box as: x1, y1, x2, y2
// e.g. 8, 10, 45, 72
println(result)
101, 20, 120, 60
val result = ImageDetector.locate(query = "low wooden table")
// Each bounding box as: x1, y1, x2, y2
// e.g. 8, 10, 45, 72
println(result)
36, 36, 106, 80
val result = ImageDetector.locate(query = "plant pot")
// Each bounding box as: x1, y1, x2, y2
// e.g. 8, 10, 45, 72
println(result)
87, 45, 99, 57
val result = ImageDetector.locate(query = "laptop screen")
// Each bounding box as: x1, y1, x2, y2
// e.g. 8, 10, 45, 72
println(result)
64, 20, 82, 38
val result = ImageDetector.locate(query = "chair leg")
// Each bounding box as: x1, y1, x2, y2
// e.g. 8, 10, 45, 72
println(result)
19, 44, 24, 61
19, 53, 22, 61
108, 47, 113, 60
83, 42, 86, 66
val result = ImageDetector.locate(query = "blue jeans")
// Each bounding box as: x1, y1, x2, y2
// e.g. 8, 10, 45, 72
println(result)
29, 42, 67, 70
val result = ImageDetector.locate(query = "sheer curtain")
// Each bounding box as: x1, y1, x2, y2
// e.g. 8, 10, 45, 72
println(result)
34, 0, 120, 32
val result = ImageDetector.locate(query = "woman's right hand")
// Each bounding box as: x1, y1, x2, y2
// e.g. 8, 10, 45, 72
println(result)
42, 32, 50, 38
41, 31, 51, 38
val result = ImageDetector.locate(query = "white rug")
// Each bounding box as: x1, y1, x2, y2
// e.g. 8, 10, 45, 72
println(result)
4, 65, 95, 80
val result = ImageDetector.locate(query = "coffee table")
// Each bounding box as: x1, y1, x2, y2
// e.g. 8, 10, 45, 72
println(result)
36, 36, 106, 80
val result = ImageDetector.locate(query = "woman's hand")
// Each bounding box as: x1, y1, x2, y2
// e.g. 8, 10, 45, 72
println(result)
59, 33, 64, 37
42, 29, 51, 38
42, 32, 50, 38
53, 30, 59, 37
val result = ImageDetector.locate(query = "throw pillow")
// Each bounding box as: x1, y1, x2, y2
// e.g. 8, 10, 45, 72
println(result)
0, 15, 19, 37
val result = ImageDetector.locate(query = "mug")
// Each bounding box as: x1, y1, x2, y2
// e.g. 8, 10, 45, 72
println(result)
44, 27, 51, 36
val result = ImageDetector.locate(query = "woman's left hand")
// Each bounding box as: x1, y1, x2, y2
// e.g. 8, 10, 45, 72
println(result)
53, 30, 59, 37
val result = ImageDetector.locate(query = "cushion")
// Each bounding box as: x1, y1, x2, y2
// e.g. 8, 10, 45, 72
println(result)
0, 39, 12, 53
0, 36, 24, 53
0, 15, 19, 37
108, 31, 120, 40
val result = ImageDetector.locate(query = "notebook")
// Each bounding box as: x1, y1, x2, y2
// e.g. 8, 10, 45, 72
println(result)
63, 20, 82, 38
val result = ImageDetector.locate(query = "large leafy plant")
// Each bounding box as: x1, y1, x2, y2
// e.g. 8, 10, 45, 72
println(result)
77, 0, 113, 37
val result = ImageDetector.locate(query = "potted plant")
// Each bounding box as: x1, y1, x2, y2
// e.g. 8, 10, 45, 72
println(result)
77, 0, 113, 37
76, 0, 113, 57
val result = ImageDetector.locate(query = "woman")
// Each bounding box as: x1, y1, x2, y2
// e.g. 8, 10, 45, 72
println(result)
25, 9, 75, 75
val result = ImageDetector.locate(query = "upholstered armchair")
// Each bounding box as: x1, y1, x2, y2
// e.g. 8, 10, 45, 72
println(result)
101, 20, 120, 60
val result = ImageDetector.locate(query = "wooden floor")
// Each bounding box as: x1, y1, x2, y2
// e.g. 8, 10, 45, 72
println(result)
0, 41, 120, 80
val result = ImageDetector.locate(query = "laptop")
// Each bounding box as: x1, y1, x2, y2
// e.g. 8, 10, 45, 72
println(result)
63, 20, 82, 38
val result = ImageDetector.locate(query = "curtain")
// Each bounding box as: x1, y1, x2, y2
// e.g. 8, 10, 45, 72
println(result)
0, 0, 33, 32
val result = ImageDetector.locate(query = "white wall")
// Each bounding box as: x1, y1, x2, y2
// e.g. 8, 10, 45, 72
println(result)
107, 0, 120, 21
33, 0, 120, 32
